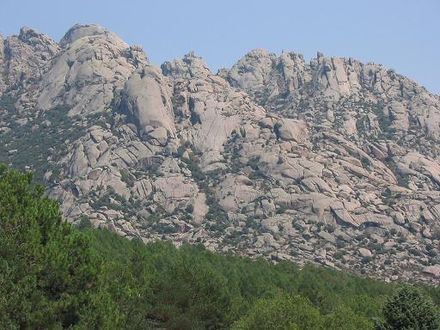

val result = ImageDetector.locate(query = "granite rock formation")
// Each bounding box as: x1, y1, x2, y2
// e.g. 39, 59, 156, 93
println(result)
1, 25, 440, 283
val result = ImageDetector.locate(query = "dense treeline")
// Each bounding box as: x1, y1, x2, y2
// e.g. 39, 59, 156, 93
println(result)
0, 165, 439, 329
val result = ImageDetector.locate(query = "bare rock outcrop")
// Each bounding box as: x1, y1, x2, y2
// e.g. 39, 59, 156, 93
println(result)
37, 24, 147, 115
0, 27, 59, 96
122, 66, 176, 140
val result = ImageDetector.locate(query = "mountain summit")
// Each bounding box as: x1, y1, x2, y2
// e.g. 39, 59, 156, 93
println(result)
1, 24, 439, 283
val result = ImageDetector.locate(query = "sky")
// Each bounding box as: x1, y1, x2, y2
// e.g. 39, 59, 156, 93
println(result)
0, 0, 439, 94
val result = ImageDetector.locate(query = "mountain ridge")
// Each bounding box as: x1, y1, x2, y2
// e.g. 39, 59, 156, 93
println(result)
1, 24, 440, 284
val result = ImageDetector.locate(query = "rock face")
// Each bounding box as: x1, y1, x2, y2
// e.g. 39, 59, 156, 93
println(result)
0, 27, 59, 96
36, 24, 147, 115
1, 25, 440, 284
121, 66, 175, 139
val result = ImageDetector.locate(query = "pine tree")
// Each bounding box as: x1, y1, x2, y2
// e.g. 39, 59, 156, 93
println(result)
0, 165, 102, 328
380, 286, 440, 330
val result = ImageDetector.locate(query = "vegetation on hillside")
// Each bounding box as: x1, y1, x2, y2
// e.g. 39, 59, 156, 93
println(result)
0, 165, 439, 329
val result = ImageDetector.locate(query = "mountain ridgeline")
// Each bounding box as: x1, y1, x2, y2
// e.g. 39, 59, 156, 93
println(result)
1, 24, 440, 284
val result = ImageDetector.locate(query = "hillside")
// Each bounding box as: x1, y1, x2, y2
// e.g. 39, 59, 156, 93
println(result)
1, 24, 440, 283
0, 165, 439, 329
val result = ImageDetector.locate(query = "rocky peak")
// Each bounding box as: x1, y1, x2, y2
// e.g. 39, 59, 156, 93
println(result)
34, 24, 148, 115
226, 48, 313, 106
226, 48, 275, 92
0, 27, 59, 95
162, 52, 212, 80
227, 50, 396, 102
224, 50, 440, 142
17, 27, 58, 51
59, 23, 113, 47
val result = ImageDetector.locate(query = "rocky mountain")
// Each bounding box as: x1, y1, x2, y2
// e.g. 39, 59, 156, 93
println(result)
1, 24, 440, 283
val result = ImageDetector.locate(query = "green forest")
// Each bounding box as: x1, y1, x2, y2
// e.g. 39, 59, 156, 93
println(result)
0, 165, 439, 330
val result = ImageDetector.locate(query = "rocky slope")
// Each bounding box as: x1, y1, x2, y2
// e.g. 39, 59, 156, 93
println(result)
1, 24, 440, 283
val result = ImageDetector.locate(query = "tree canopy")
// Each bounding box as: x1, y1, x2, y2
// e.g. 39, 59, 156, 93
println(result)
379, 286, 440, 330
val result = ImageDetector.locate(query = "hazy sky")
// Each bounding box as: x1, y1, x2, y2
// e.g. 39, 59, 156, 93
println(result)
1, 0, 439, 94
